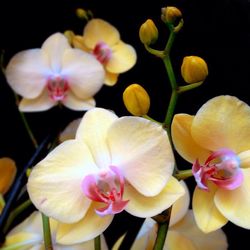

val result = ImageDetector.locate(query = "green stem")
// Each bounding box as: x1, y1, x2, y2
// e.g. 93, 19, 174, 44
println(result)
142, 115, 162, 125
94, 235, 101, 250
42, 214, 53, 250
12, 92, 38, 148
178, 81, 203, 94
3, 199, 32, 234
153, 208, 172, 250
144, 44, 164, 58
175, 169, 193, 180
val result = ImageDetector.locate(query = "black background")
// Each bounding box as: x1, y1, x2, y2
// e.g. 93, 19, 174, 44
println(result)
0, 0, 249, 249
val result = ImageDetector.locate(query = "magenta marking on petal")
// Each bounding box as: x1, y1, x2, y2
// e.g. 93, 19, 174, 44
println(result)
93, 42, 112, 65
47, 75, 69, 101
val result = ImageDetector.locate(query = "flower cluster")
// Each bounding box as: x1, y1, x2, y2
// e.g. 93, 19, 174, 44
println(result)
0, 3, 248, 250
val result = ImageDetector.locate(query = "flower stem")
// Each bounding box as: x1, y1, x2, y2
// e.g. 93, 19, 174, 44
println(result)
94, 235, 101, 250
175, 169, 193, 180
42, 213, 53, 250
178, 81, 203, 94
3, 199, 32, 234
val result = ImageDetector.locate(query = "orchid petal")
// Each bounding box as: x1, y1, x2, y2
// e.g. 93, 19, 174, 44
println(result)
27, 140, 98, 223
41, 33, 70, 73
169, 181, 190, 227
171, 114, 210, 163
61, 49, 104, 99
192, 95, 250, 153
5, 49, 49, 98
238, 150, 250, 168
0, 157, 17, 194
124, 176, 185, 218
106, 41, 137, 73
59, 118, 81, 142
214, 168, 250, 229
104, 71, 119, 86
108, 117, 174, 196
19, 89, 56, 112
63, 92, 96, 111
56, 202, 113, 244
83, 18, 120, 48
170, 210, 228, 250
166, 231, 196, 250
76, 108, 118, 169
192, 182, 228, 233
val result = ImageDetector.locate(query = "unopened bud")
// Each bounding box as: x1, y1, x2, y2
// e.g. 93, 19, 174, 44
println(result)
181, 56, 208, 84
76, 8, 89, 20
139, 19, 158, 45
161, 6, 182, 24
123, 84, 150, 116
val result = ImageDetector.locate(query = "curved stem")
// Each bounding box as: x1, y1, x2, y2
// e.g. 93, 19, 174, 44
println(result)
94, 235, 101, 250
175, 169, 193, 180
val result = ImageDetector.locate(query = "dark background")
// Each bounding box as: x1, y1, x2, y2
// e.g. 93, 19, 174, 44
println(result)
0, 0, 249, 249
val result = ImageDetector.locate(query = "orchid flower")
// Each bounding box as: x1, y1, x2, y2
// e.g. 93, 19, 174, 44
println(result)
73, 18, 137, 86
5, 33, 105, 112
2, 211, 108, 250
0, 157, 17, 213
27, 108, 184, 244
171, 95, 250, 232
112, 181, 228, 250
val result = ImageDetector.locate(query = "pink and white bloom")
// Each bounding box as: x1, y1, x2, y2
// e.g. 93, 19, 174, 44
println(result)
2, 211, 108, 249
27, 108, 184, 244
5, 33, 105, 112
171, 95, 250, 232
73, 18, 137, 86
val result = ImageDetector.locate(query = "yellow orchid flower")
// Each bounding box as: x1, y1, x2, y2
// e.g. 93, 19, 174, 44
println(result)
113, 181, 228, 250
73, 18, 137, 86
5, 33, 105, 112
2, 211, 108, 250
171, 95, 250, 233
27, 108, 184, 244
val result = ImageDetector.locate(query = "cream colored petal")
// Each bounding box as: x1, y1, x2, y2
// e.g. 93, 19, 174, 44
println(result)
41, 33, 70, 73
61, 49, 104, 100
170, 210, 228, 250
83, 18, 120, 48
171, 114, 210, 163
27, 140, 98, 223
166, 231, 196, 250
104, 71, 119, 86
56, 202, 113, 244
19, 90, 56, 112
0, 157, 17, 194
59, 118, 82, 142
169, 181, 190, 227
192, 95, 250, 153
106, 41, 136, 74
58, 235, 108, 250
108, 117, 174, 196
76, 108, 118, 169
192, 183, 228, 233
214, 168, 250, 229
63, 92, 96, 111
124, 176, 185, 218
238, 150, 250, 168
5, 49, 49, 98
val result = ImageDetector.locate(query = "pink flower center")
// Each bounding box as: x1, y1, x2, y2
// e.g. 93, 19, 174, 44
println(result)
81, 166, 129, 216
192, 148, 243, 191
47, 76, 69, 101
93, 42, 112, 65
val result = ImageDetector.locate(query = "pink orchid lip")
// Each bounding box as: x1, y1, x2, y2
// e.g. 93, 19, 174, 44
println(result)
47, 76, 69, 101
81, 165, 129, 216
93, 41, 112, 65
192, 148, 243, 191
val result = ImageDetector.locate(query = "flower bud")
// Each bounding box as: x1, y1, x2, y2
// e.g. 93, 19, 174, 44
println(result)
161, 6, 182, 24
76, 8, 89, 20
181, 56, 208, 84
123, 84, 150, 116
139, 19, 158, 45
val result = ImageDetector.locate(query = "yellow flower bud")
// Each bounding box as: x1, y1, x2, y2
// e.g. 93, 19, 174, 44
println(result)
123, 84, 150, 116
181, 56, 208, 84
139, 19, 158, 45
76, 8, 89, 20
161, 6, 182, 24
